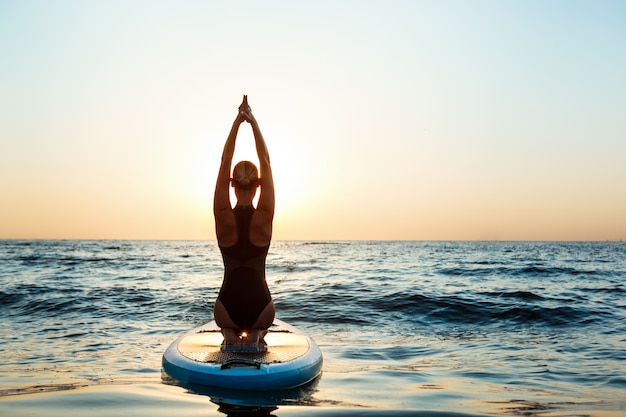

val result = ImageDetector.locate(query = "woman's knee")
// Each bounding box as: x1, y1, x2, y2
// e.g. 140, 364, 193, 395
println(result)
253, 301, 275, 329
214, 299, 238, 329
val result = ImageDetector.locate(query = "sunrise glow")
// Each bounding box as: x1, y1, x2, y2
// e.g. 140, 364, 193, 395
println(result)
1, 1, 625, 241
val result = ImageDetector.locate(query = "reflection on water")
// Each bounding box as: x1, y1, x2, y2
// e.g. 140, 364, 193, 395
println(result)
215, 403, 277, 417
163, 372, 321, 416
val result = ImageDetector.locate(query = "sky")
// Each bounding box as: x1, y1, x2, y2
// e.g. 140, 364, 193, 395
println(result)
1, 0, 625, 241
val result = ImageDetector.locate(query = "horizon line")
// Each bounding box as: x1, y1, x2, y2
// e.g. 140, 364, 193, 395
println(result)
1, 238, 623, 243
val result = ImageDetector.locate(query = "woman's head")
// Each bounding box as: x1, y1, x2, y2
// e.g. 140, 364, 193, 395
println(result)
231, 161, 259, 190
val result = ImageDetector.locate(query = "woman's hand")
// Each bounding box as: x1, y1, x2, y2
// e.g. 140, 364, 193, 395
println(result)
234, 111, 247, 125
237, 95, 256, 124
238, 95, 251, 114
241, 110, 256, 124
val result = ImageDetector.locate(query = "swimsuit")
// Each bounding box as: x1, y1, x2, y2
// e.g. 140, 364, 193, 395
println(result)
218, 205, 271, 330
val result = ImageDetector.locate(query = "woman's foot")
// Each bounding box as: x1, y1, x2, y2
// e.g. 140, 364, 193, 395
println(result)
220, 328, 242, 352
220, 329, 267, 353
240, 330, 267, 352
220, 328, 268, 353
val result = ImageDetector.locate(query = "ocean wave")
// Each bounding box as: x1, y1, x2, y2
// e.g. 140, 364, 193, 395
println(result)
478, 290, 544, 300
437, 265, 611, 278
350, 290, 606, 328
583, 285, 626, 294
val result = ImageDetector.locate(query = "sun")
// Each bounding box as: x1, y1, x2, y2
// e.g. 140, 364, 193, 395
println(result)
271, 144, 314, 213
228, 124, 316, 214
176, 120, 318, 240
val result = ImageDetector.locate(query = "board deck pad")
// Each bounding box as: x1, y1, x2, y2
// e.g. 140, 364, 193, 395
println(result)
178, 329, 311, 365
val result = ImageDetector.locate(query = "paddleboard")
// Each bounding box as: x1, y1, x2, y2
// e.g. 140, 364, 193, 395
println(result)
162, 319, 322, 390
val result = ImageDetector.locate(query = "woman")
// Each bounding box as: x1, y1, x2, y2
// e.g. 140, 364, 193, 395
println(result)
213, 96, 276, 352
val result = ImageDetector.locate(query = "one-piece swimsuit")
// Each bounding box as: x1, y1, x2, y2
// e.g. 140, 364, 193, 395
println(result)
217, 205, 271, 330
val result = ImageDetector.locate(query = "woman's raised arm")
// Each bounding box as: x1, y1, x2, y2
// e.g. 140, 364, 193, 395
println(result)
240, 101, 275, 244
214, 109, 245, 241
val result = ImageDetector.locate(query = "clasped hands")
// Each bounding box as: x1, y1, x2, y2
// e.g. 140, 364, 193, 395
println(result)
237, 95, 255, 124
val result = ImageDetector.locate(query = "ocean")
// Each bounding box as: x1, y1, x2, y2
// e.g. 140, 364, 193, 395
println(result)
1, 240, 624, 416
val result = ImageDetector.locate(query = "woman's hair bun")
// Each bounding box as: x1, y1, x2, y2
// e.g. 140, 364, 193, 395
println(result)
232, 161, 258, 189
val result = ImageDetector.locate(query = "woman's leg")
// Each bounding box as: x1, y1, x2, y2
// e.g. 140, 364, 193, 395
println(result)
251, 300, 275, 330
242, 301, 276, 349
215, 299, 275, 350
213, 299, 241, 345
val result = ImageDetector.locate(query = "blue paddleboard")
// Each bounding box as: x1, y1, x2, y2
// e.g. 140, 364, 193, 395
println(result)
162, 319, 322, 390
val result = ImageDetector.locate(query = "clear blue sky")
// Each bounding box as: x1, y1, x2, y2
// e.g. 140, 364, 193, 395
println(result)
1, 1, 625, 240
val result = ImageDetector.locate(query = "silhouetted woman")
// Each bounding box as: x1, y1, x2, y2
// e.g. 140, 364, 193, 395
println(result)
213, 96, 275, 351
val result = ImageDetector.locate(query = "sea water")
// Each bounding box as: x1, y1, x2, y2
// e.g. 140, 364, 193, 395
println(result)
1, 240, 625, 416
